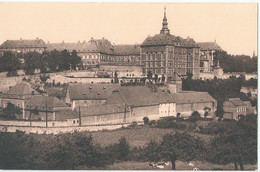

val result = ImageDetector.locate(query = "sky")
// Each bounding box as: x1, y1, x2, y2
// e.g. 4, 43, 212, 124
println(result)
0, 2, 257, 56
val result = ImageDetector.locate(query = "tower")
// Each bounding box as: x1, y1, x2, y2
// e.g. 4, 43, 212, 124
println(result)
213, 60, 223, 79
160, 7, 170, 34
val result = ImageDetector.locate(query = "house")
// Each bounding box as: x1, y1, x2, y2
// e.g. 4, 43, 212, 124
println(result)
223, 98, 256, 120
0, 82, 40, 119
24, 95, 78, 126
75, 103, 130, 125
170, 91, 217, 118
65, 83, 119, 110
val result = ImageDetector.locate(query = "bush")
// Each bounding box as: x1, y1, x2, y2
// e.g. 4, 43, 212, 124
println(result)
189, 111, 202, 122
143, 116, 149, 124
156, 118, 186, 130
198, 121, 236, 135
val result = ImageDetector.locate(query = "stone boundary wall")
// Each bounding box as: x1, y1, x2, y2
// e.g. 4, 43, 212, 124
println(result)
0, 120, 144, 134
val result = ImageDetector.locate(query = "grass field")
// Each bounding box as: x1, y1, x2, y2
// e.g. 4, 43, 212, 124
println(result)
90, 125, 213, 147
79, 160, 257, 170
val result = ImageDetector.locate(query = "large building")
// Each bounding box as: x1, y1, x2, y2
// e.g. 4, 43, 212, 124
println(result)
46, 38, 141, 68
140, 8, 200, 79
0, 38, 46, 56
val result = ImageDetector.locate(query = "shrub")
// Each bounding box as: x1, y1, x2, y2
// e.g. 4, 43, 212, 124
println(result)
189, 111, 202, 122
143, 116, 149, 125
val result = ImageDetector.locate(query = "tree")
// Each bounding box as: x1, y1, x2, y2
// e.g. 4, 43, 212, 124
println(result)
117, 136, 130, 161
209, 117, 257, 170
114, 71, 118, 83
162, 74, 165, 83
0, 51, 21, 76
143, 116, 149, 125
0, 102, 22, 120
159, 132, 204, 170
24, 52, 45, 75
154, 74, 158, 83
189, 111, 201, 122
71, 50, 81, 70
147, 71, 153, 80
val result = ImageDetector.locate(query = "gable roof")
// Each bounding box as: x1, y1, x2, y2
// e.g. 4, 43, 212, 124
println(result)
0, 39, 46, 49
2, 83, 39, 100
113, 44, 140, 56
76, 103, 129, 117
25, 95, 70, 111
45, 41, 99, 53
227, 98, 246, 106
197, 42, 222, 51
67, 83, 119, 100
169, 91, 216, 104
141, 33, 198, 48
106, 86, 166, 107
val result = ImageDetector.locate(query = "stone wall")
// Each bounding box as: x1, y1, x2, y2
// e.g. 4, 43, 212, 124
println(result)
0, 123, 129, 134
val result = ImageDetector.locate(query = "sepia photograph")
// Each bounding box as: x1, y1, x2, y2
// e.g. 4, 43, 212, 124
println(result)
0, 2, 257, 170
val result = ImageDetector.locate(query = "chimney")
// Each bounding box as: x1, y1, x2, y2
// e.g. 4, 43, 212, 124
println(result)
36, 37, 39, 40
47, 41, 49, 44
187, 36, 190, 41
78, 40, 80, 43
62, 40, 64, 44
102, 37, 104, 40
20, 38, 22, 40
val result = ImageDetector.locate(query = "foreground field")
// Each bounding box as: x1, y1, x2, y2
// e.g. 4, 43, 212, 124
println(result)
90, 125, 213, 147
79, 161, 257, 170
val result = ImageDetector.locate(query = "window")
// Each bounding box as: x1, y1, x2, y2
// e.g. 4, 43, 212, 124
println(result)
73, 120, 75, 124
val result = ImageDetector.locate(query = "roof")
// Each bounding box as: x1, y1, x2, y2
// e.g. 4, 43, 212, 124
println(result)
170, 91, 216, 104
46, 39, 140, 56
227, 98, 246, 106
197, 42, 222, 51
25, 95, 70, 111
0, 39, 46, 49
141, 33, 198, 48
55, 110, 78, 120
106, 86, 168, 107
113, 44, 140, 55
45, 41, 98, 52
2, 83, 39, 100
76, 104, 129, 117
67, 83, 119, 100
168, 73, 182, 81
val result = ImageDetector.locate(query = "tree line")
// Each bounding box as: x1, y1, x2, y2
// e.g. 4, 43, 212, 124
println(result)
215, 50, 257, 73
0, 50, 82, 76
0, 114, 256, 170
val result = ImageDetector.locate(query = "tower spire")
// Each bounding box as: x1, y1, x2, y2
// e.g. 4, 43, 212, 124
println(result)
160, 7, 170, 34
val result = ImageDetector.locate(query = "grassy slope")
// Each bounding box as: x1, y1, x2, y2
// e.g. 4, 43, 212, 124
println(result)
90, 125, 213, 147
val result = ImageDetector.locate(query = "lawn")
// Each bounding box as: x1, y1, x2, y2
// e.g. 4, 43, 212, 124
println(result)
90, 125, 213, 147
78, 160, 257, 170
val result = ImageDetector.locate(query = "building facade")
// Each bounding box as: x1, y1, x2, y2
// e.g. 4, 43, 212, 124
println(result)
223, 98, 256, 120
0, 38, 46, 56
140, 8, 200, 79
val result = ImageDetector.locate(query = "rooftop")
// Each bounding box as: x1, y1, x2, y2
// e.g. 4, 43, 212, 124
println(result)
0, 38, 46, 49
197, 41, 222, 51
67, 83, 119, 100
2, 82, 39, 100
